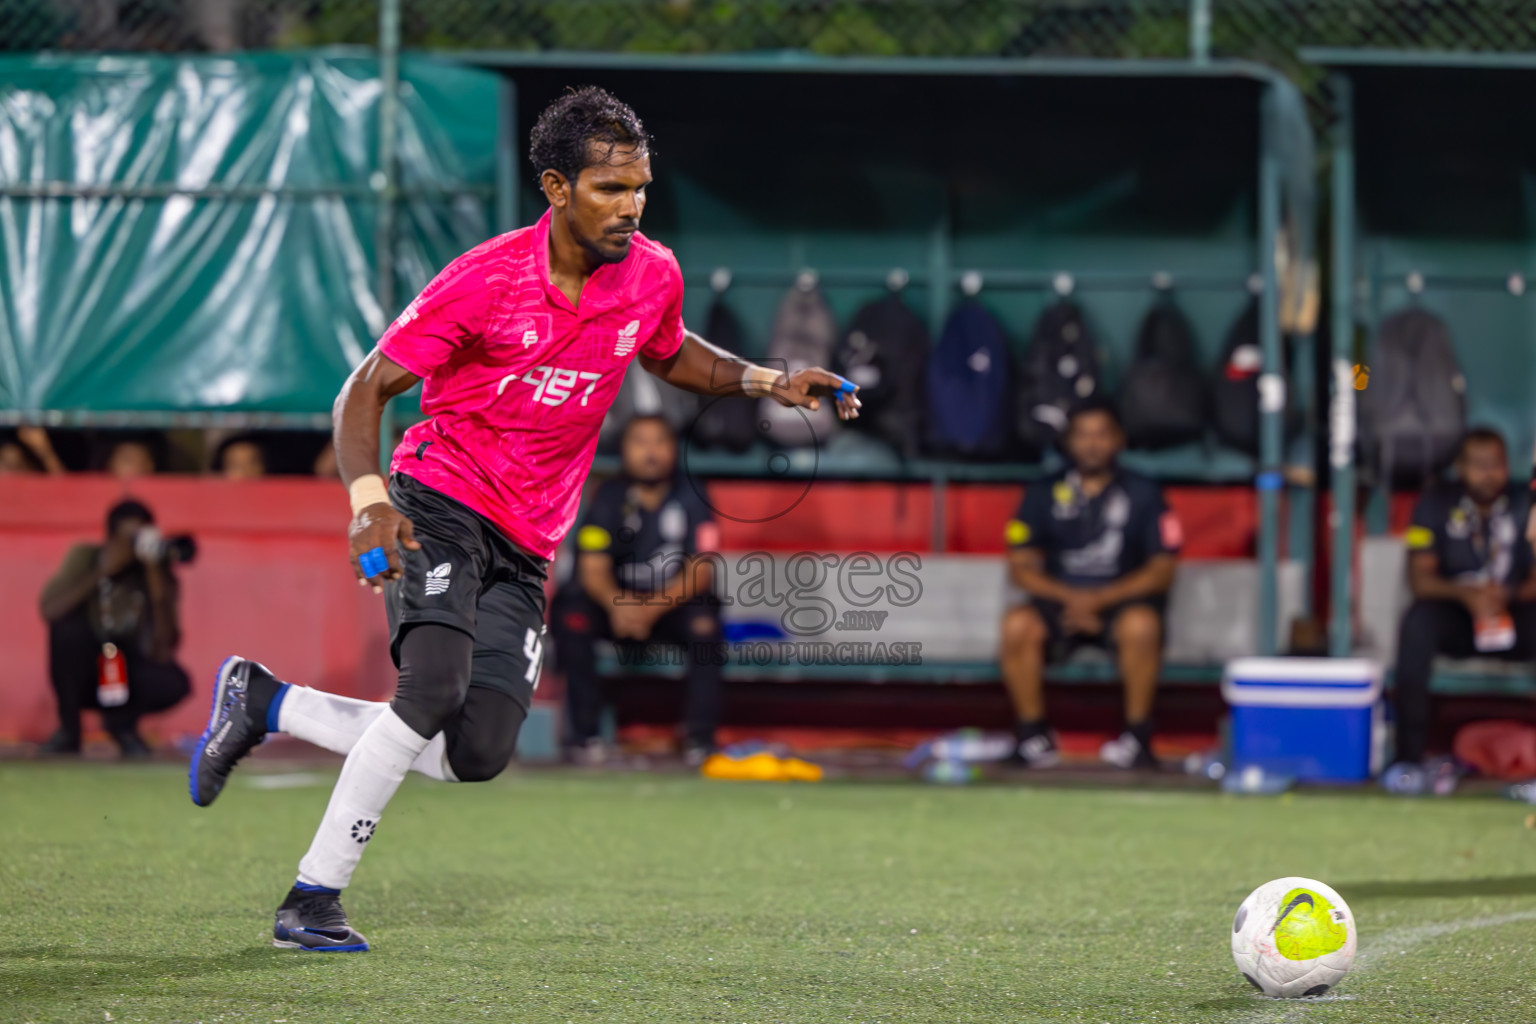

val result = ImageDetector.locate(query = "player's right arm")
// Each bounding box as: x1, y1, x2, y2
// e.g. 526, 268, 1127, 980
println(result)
334, 348, 423, 592
1008, 547, 1079, 605
1004, 487, 1079, 605
1528, 442, 1536, 547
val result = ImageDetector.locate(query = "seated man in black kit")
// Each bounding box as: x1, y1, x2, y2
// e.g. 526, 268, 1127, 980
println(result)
37, 499, 192, 757
1394, 427, 1536, 770
552, 415, 724, 766
998, 398, 1181, 770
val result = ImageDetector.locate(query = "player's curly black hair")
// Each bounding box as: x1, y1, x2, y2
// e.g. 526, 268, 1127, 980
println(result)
528, 86, 650, 186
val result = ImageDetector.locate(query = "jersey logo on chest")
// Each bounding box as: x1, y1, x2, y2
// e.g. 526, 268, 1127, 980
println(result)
614, 319, 641, 357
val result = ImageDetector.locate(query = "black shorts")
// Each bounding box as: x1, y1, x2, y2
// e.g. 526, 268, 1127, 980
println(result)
1031, 597, 1166, 659
385, 473, 550, 709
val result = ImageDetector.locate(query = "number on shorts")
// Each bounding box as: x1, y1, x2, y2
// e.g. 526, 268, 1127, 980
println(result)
523, 627, 544, 689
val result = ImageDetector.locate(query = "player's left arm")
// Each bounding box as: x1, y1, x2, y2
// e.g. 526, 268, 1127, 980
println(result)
637, 510, 719, 613
142, 560, 181, 662
1515, 494, 1536, 603
1087, 492, 1181, 609
1527, 439, 1536, 547
1513, 564, 1536, 604
1089, 554, 1177, 609
640, 331, 861, 421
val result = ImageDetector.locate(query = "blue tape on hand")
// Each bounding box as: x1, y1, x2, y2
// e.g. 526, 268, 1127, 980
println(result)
835, 377, 857, 395
359, 546, 389, 579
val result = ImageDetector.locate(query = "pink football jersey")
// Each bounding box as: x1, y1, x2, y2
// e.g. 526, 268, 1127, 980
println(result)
379, 209, 685, 559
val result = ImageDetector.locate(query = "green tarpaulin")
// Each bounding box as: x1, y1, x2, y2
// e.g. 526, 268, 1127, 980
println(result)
0, 52, 502, 414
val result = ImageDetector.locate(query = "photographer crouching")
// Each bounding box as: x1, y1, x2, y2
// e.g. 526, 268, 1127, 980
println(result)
37, 500, 194, 758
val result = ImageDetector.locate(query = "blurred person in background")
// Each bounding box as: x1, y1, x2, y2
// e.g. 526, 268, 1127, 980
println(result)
37, 499, 192, 758
552, 415, 724, 766
215, 435, 268, 480
1393, 427, 1536, 773
103, 438, 158, 479
1, 426, 66, 475
999, 398, 1181, 771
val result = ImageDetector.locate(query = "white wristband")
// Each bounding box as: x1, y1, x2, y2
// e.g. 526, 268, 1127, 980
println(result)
741, 365, 785, 398
349, 474, 391, 517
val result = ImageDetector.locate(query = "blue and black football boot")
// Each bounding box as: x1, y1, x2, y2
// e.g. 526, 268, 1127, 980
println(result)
273, 884, 370, 952
188, 656, 281, 807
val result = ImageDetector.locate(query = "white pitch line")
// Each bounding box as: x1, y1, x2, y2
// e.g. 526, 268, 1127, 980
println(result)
1352, 909, 1536, 970
245, 772, 327, 789
1225, 908, 1536, 1023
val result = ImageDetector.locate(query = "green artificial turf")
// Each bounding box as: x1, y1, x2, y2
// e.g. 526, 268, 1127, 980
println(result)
4, 763, 1536, 1023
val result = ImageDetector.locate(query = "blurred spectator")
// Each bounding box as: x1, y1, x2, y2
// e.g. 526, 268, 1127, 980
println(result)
551, 415, 724, 766
104, 439, 157, 480
0, 426, 66, 475
999, 398, 1181, 771
312, 438, 340, 479
0, 438, 35, 474
37, 499, 191, 758
1393, 428, 1536, 767
215, 435, 267, 481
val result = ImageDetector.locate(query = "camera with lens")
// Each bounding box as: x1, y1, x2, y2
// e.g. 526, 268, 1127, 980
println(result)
133, 524, 198, 565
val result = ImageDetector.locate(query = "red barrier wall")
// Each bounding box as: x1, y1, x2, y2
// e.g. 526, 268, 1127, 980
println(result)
707, 481, 1258, 557
0, 476, 395, 743
0, 476, 1259, 743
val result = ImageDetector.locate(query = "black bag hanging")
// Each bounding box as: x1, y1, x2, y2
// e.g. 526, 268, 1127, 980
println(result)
757, 282, 840, 448
1211, 299, 1302, 455
1016, 301, 1102, 453
688, 298, 759, 454
1361, 306, 1466, 485
1119, 298, 1209, 450
925, 302, 1014, 460
1211, 300, 1264, 454
833, 293, 929, 457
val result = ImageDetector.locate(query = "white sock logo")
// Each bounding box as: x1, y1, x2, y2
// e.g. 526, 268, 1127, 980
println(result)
424, 562, 452, 596
614, 319, 641, 357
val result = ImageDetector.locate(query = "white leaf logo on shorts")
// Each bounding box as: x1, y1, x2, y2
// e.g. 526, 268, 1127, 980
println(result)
614, 319, 641, 357
424, 562, 452, 596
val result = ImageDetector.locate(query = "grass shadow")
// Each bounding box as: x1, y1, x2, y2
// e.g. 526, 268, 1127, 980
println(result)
1189, 995, 1265, 1011
1339, 875, 1536, 901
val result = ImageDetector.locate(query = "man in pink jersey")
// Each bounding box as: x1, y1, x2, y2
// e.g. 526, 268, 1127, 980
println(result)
186, 87, 859, 952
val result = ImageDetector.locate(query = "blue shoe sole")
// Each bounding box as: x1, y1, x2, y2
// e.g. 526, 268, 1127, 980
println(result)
188, 655, 241, 807
273, 940, 370, 953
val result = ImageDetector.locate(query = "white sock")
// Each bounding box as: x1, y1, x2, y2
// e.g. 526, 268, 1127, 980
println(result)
275, 685, 457, 782
296, 707, 431, 891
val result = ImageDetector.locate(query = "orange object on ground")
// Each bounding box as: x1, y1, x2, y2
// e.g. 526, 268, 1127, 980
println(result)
701, 751, 824, 782
1453, 720, 1536, 780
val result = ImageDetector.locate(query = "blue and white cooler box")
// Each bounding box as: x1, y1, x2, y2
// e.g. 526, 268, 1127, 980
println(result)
1222, 658, 1383, 783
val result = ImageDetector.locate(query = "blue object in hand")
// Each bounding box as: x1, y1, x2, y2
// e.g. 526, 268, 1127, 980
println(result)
359, 546, 389, 579
835, 377, 857, 395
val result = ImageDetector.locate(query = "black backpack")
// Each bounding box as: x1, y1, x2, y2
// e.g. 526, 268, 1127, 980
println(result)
833, 294, 928, 457
1362, 306, 1466, 485
757, 284, 840, 448
1016, 301, 1102, 454
1119, 299, 1208, 449
925, 302, 1013, 460
688, 298, 759, 454
1211, 300, 1301, 455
